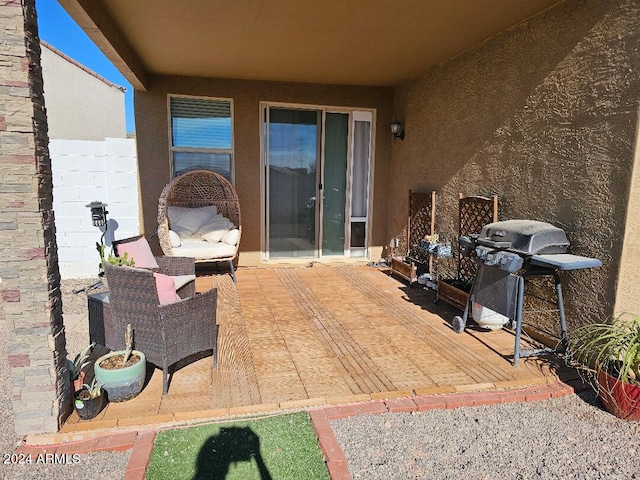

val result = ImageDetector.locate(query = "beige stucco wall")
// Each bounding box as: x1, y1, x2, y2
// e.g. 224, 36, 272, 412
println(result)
614, 105, 640, 316
390, 0, 640, 330
134, 77, 393, 265
41, 45, 126, 140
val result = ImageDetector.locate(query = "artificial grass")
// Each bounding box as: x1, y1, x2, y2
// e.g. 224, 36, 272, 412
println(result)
146, 412, 330, 480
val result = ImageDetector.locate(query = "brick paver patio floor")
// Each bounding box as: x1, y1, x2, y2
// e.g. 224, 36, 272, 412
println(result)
51, 264, 576, 440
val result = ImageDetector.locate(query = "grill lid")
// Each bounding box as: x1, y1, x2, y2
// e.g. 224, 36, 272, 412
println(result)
477, 220, 570, 255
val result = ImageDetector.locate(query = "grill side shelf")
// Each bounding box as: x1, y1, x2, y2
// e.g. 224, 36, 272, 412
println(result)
530, 254, 603, 270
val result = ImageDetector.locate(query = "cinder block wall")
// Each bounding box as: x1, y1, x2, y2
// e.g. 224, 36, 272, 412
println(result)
50, 138, 139, 278
390, 0, 640, 330
0, 0, 69, 435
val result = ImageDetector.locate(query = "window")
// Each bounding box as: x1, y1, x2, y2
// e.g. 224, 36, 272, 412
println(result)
169, 95, 234, 181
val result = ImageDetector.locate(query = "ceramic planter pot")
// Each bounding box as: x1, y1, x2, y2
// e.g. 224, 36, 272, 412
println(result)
94, 350, 146, 402
74, 389, 106, 420
597, 368, 640, 421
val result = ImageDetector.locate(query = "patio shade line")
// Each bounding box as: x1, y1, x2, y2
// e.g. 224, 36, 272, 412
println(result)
327, 266, 479, 382
240, 272, 339, 403
276, 269, 388, 394
207, 275, 262, 408
358, 265, 541, 382
336, 266, 514, 381
283, 268, 405, 393
277, 268, 396, 394
293, 269, 442, 389
334, 266, 521, 383
240, 270, 328, 401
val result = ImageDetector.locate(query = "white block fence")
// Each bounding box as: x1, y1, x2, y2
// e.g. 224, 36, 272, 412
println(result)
50, 138, 140, 278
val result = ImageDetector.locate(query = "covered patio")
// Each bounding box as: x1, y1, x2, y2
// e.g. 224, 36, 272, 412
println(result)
57, 265, 575, 437
4, 0, 639, 439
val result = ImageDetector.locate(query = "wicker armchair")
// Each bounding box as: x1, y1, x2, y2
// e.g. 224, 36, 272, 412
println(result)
103, 263, 218, 394
157, 170, 241, 282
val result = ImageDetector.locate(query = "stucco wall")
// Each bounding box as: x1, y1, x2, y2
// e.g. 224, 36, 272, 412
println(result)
390, 0, 640, 329
134, 77, 393, 265
41, 44, 126, 141
615, 111, 640, 316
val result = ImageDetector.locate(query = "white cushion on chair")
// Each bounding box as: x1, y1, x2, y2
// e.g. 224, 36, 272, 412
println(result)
171, 274, 196, 291
203, 228, 229, 244
198, 214, 233, 232
174, 240, 236, 260
169, 230, 181, 247
168, 205, 218, 235
199, 215, 235, 243
221, 228, 240, 246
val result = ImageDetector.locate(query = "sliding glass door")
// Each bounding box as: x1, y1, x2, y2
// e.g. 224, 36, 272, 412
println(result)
322, 112, 349, 256
263, 105, 373, 260
266, 108, 320, 258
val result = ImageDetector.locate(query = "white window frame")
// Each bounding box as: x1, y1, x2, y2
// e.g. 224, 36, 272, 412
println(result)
347, 110, 374, 258
167, 94, 235, 183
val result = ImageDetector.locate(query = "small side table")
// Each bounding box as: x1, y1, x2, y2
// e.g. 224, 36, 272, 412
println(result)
87, 292, 112, 347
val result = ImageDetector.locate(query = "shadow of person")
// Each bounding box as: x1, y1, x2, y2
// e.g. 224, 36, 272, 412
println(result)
194, 426, 272, 480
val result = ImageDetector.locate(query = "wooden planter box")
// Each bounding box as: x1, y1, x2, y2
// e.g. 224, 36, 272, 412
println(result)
390, 256, 418, 284
436, 279, 470, 310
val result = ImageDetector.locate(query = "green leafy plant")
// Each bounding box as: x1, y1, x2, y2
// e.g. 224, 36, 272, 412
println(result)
567, 313, 640, 385
106, 252, 135, 267
71, 343, 95, 380
96, 241, 106, 268
96, 241, 135, 271
81, 378, 103, 398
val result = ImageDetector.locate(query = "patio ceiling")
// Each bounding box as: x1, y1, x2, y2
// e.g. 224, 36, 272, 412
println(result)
57, 0, 560, 91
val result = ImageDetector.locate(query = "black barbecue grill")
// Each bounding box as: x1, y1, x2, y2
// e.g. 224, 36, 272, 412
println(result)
455, 219, 602, 365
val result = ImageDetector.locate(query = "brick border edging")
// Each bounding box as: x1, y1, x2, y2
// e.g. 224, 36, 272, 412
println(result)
309, 381, 578, 480
124, 431, 157, 480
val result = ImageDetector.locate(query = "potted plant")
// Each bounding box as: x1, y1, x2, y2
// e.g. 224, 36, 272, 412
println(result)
74, 378, 106, 420
94, 324, 146, 402
567, 313, 640, 420
97, 240, 135, 285
68, 343, 95, 393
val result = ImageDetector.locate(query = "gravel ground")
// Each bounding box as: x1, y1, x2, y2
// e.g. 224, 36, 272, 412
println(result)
0, 278, 131, 480
331, 391, 640, 480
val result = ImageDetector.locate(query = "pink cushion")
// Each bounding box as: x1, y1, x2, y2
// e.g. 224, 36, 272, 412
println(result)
153, 272, 181, 305
115, 237, 159, 269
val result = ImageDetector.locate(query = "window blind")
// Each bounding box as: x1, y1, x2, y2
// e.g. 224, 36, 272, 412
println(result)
170, 97, 232, 149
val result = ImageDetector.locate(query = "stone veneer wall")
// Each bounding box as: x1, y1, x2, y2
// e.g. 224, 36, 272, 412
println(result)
0, 0, 69, 435
390, 0, 640, 331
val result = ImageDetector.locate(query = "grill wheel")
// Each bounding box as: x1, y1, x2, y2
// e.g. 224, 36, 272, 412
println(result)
452, 315, 465, 334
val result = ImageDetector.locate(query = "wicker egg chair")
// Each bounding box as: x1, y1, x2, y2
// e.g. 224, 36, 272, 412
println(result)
157, 170, 241, 282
